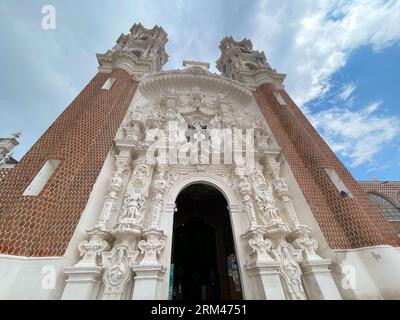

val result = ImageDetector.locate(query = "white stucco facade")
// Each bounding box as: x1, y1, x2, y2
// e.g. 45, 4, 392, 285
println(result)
1, 23, 399, 301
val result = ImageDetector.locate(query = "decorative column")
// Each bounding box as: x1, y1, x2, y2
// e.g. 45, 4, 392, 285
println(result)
236, 162, 259, 229
235, 162, 286, 300
101, 150, 155, 300
131, 163, 167, 300
111, 153, 154, 248
101, 244, 139, 300
264, 155, 300, 228
265, 154, 342, 300
62, 151, 131, 300
242, 226, 286, 300
287, 226, 342, 300
239, 155, 309, 300
251, 161, 290, 235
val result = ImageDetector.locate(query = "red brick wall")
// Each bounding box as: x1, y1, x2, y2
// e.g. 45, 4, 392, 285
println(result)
254, 83, 399, 249
0, 168, 12, 184
0, 68, 137, 256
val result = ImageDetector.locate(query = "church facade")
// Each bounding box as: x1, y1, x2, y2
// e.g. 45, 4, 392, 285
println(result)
0, 23, 399, 300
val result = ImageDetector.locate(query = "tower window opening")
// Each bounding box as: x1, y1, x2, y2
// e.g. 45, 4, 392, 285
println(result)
101, 77, 116, 91
273, 92, 287, 106
324, 168, 353, 199
368, 192, 400, 221
245, 63, 256, 70
23, 160, 61, 196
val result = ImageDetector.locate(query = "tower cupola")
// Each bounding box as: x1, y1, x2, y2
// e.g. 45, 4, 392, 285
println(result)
97, 23, 169, 77
216, 36, 285, 89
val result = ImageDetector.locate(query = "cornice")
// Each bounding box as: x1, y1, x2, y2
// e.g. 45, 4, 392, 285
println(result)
97, 51, 155, 76
139, 69, 253, 107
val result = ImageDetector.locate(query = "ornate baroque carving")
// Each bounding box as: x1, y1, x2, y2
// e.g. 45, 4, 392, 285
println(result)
96, 155, 130, 230
112, 154, 155, 243
242, 226, 274, 265
272, 243, 307, 300
251, 163, 284, 226
77, 228, 111, 267
101, 245, 139, 299
138, 228, 166, 266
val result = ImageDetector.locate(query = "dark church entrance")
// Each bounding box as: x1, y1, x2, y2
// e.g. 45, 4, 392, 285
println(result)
171, 184, 243, 300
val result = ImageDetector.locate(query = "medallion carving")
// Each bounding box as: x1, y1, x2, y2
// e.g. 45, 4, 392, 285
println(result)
101, 245, 139, 299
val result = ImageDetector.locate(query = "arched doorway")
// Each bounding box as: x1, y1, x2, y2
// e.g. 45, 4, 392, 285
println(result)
170, 184, 243, 300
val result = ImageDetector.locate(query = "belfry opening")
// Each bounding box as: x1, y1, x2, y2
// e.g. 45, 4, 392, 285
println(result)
171, 184, 243, 300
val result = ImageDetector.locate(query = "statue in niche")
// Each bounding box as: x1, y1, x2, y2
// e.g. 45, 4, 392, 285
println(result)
123, 108, 144, 141
192, 121, 206, 143
124, 122, 142, 141
255, 129, 271, 151
121, 190, 144, 222
210, 114, 222, 129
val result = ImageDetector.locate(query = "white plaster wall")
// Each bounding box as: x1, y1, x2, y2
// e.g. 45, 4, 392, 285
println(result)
334, 245, 400, 299
0, 150, 116, 300
0, 255, 65, 300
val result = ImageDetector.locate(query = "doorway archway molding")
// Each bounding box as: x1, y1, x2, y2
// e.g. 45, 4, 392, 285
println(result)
161, 172, 250, 299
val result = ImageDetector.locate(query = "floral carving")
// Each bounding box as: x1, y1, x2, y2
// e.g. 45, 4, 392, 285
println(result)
77, 229, 110, 266
288, 225, 320, 261
138, 229, 166, 266
245, 227, 274, 264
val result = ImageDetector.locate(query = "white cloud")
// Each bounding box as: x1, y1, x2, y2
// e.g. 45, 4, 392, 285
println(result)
250, 0, 400, 167
339, 82, 356, 101
252, 0, 400, 106
309, 102, 400, 166
2, 0, 400, 170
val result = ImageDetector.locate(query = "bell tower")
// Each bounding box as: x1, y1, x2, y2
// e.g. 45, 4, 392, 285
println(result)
0, 23, 168, 257
216, 36, 285, 89
97, 23, 169, 76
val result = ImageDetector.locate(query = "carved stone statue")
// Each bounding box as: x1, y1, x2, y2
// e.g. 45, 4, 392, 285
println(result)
192, 121, 206, 143
121, 191, 144, 221
124, 122, 142, 141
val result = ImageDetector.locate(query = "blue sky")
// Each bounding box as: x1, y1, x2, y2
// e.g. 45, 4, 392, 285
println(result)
0, 0, 399, 180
